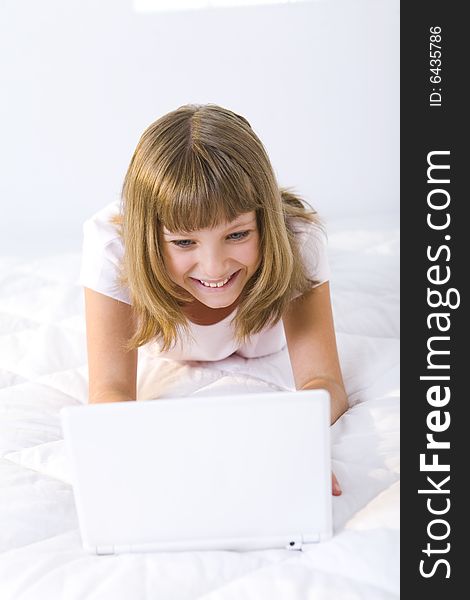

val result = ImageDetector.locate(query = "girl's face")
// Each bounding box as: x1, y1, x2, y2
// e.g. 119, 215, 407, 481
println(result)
161, 211, 261, 309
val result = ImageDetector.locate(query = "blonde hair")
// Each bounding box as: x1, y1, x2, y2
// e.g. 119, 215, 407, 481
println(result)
110, 103, 323, 352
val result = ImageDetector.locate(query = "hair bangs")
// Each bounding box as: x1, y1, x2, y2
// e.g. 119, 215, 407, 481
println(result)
155, 148, 260, 233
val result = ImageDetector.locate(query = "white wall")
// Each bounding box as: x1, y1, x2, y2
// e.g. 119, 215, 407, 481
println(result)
0, 0, 399, 257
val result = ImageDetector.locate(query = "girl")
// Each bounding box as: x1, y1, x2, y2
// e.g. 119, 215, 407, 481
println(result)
80, 103, 348, 495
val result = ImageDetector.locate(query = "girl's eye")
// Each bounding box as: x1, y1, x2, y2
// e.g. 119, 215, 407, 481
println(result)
171, 239, 194, 248
171, 231, 250, 248
227, 230, 250, 241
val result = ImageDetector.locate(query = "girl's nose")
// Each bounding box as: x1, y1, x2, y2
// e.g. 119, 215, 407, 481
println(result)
199, 250, 229, 279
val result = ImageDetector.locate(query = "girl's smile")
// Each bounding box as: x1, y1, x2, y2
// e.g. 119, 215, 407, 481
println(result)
161, 212, 261, 309
189, 269, 241, 292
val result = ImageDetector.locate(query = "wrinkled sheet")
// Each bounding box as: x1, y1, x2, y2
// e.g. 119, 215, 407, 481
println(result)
0, 213, 399, 599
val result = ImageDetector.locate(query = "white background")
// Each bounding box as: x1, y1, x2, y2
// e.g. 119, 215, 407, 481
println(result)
0, 0, 399, 257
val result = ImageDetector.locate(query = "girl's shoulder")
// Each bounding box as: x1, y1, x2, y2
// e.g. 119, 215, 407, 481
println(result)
82, 198, 122, 246
79, 199, 130, 304
287, 215, 330, 290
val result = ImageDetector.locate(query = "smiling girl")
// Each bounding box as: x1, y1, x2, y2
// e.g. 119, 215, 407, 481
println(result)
79, 104, 348, 495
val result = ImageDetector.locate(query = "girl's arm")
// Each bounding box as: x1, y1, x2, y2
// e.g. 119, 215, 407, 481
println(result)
84, 287, 138, 403
283, 281, 348, 424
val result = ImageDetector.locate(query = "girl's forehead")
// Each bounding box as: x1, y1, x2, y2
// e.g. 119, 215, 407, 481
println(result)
161, 211, 257, 234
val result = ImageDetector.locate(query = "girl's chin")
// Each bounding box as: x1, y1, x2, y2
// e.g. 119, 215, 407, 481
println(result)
193, 292, 237, 309
192, 290, 243, 311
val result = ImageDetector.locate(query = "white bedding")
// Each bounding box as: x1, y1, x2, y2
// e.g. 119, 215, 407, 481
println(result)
0, 213, 399, 599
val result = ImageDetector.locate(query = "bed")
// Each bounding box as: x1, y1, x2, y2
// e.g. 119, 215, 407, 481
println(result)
0, 212, 399, 599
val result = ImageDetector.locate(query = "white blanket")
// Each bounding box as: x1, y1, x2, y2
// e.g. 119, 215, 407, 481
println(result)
0, 214, 399, 599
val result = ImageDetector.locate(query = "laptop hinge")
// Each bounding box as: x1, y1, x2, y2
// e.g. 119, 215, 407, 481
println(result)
94, 534, 324, 554
98, 535, 311, 554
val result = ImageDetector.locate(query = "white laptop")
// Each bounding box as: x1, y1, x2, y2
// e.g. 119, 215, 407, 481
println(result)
61, 389, 332, 555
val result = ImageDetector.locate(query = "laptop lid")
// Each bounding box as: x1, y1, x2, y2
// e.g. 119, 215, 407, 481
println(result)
61, 389, 332, 554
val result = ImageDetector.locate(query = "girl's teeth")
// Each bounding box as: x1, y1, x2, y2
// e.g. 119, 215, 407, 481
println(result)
200, 276, 230, 288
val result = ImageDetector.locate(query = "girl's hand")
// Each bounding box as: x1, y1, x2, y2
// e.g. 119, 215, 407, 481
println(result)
332, 472, 342, 496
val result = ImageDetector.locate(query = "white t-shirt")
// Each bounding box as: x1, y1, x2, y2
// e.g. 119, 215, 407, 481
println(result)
79, 200, 330, 361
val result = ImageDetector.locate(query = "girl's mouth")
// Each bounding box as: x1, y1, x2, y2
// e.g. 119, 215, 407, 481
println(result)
190, 270, 240, 292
